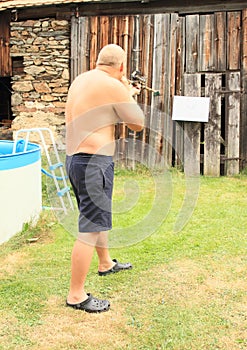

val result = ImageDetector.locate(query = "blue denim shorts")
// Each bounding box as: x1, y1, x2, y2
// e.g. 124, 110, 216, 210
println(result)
66, 153, 114, 233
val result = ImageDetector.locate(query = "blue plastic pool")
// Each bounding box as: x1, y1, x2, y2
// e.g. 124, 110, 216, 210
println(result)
0, 140, 42, 244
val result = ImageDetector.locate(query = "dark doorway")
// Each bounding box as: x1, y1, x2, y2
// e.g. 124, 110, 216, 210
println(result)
0, 77, 12, 128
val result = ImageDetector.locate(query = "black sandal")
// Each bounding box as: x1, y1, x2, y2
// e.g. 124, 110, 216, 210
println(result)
66, 293, 110, 313
98, 259, 132, 276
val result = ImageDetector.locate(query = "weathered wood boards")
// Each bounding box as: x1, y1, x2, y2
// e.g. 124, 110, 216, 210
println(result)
71, 8, 246, 175
204, 74, 222, 176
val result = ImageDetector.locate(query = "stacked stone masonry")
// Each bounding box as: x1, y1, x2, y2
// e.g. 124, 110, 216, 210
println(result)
10, 18, 70, 148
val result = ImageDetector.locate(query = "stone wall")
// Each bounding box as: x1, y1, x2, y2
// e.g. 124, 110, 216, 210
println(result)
10, 18, 70, 148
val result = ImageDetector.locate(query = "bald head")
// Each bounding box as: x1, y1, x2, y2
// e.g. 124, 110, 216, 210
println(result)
96, 44, 126, 69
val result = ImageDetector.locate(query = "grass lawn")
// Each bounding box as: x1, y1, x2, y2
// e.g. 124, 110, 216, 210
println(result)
0, 169, 246, 350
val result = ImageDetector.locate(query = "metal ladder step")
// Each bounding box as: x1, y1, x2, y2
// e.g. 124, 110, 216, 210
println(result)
49, 162, 63, 171
13, 127, 74, 214
57, 187, 70, 197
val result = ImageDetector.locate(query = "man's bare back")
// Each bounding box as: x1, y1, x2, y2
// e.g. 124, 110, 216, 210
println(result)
66, 67, 144, 156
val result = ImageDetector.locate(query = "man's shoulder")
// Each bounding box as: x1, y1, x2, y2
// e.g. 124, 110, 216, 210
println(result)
75, 69, 121, 86
93, 71, 130, 97
74, 70, 92, 81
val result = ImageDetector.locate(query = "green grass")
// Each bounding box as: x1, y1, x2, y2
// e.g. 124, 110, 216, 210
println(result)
0, 169, 247, 350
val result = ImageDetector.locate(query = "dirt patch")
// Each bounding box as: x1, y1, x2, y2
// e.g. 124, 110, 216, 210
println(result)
146, 256, 247, 306
0, 311, 19, 343
25, 295, 131, 350
0, 251, 28, 278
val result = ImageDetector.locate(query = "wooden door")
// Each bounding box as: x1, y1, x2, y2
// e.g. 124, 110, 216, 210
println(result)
0, 11, 12, 77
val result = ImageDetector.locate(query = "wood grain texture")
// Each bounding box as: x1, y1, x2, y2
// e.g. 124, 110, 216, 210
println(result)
204, 74, 222, 176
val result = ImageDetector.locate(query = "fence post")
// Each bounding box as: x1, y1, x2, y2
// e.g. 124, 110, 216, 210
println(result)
183, 73, 201, 176
204, 74, 222, 176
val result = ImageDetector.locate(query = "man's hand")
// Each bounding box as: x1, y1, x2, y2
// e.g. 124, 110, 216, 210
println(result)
129, 83, 142, 96
120, 76, 142, 96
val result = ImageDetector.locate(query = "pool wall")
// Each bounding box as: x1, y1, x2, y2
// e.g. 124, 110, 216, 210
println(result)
0, 140, 42, 244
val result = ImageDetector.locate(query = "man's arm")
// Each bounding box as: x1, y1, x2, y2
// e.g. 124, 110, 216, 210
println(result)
113, 102, 144, 131
112, 78, 145, 131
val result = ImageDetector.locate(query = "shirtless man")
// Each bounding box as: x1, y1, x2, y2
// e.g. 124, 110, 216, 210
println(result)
65, 44, 144, 313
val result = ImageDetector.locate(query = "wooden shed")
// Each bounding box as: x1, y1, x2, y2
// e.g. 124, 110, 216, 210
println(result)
0, 0, 246, 175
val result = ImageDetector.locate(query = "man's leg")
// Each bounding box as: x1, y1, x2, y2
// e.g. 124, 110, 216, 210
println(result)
95, 231, 115, 272
67, 232, 98, 304
96, 231, 133, 275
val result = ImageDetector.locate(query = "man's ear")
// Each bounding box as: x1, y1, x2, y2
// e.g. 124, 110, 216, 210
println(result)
120, 62, 124, 72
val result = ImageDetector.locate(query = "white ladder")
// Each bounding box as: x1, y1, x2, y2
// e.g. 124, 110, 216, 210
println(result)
13, 127, 74, 214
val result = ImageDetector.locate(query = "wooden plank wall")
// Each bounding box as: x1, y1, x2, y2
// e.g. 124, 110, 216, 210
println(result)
70, 9, 246, 174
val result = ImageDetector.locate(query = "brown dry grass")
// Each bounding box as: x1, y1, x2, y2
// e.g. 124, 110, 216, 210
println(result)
25, 296, 130, 350
0, 252, 28, 278
2, 255, 244, 350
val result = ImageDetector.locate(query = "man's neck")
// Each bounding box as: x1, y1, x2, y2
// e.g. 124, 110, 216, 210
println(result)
96, 65, 120, 80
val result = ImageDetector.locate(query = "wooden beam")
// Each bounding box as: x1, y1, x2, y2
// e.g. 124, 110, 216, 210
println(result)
183, 73, 201, 176
163, 13, 178, 166
9, 1, 247, 21
199, 14, 214, 71
204, 74, 222, 176
214, 12, 226, 71
148, 13, 169, 167
89, 16, 98, 70
227, 11, 241, 70
174, 15, 185, 168
226, 72, 241, 176
240, 8, 247, 170
185, 15, 199, 73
